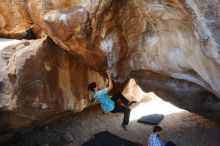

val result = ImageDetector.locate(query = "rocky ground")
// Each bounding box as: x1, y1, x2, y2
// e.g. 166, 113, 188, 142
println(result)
4, 98, 220, 146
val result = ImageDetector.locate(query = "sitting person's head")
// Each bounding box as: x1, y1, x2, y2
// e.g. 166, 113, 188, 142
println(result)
88, 82, 98, 92
153, 125, 163, 136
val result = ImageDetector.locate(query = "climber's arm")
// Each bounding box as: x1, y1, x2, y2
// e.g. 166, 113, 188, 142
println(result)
105, 70, 113, 93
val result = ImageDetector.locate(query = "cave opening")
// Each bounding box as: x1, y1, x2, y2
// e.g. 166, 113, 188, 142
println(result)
2, 78, 220, 146
122, 78, 185, 121
129, 92, 185, 121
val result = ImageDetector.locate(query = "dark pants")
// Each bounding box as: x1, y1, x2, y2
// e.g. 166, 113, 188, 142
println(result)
111, 92, 131, 125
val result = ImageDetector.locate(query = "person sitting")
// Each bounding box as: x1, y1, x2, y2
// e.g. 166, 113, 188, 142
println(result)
148, 125, 176, 146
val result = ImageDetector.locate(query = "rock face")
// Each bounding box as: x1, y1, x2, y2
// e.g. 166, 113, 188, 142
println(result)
0, 0, 220, 141
0, 0, 32, 38
0, 38, 104, 140
27, 0, 220, 110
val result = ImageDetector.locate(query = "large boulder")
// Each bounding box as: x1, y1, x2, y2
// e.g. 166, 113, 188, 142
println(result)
28, 0, 111, 69
27, 0, 220, 111
0, 0, 220, 140
0, 38, 104, 141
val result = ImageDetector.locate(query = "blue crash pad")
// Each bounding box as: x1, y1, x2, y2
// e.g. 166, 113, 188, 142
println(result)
138, 114, 164, 125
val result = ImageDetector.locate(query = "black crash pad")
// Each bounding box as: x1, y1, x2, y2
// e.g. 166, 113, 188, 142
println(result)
137, 114, 164, 125
81, 131, 140, 146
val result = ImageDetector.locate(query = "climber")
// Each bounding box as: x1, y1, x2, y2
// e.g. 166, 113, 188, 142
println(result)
88, 69, 135, 131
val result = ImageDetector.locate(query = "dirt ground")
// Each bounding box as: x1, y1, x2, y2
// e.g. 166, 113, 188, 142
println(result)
5, 98, 220, 146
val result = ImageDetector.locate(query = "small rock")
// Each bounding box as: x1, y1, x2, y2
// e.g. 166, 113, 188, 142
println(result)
62, 132, 74, 143
41, 103, 48, 109
44, 126, 49, 130
32, 101, 40, 109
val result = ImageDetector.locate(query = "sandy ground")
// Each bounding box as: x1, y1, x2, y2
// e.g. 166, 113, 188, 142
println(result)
6, 98, 220, 146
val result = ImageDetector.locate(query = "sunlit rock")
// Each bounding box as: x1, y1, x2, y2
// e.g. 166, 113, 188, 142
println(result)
0, 38, 103, 140
0, 0, 32, 38
0, 0, 220, 141
122, 78, 152, 102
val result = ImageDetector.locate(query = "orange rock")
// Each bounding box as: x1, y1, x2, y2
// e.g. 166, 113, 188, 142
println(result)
0, 0, 220, 142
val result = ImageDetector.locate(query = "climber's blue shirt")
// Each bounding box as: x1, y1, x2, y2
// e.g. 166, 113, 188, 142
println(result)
93, 89, 115, 113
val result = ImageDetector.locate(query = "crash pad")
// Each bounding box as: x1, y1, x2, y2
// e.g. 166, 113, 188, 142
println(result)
137, 114, 164, 125
81, 131, 140, 146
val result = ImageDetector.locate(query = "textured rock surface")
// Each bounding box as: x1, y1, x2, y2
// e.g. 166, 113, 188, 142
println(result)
0, 0, 32, 38
0, 38, 104, 140
26, 0, 220, 98
0, 0, 220, 141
